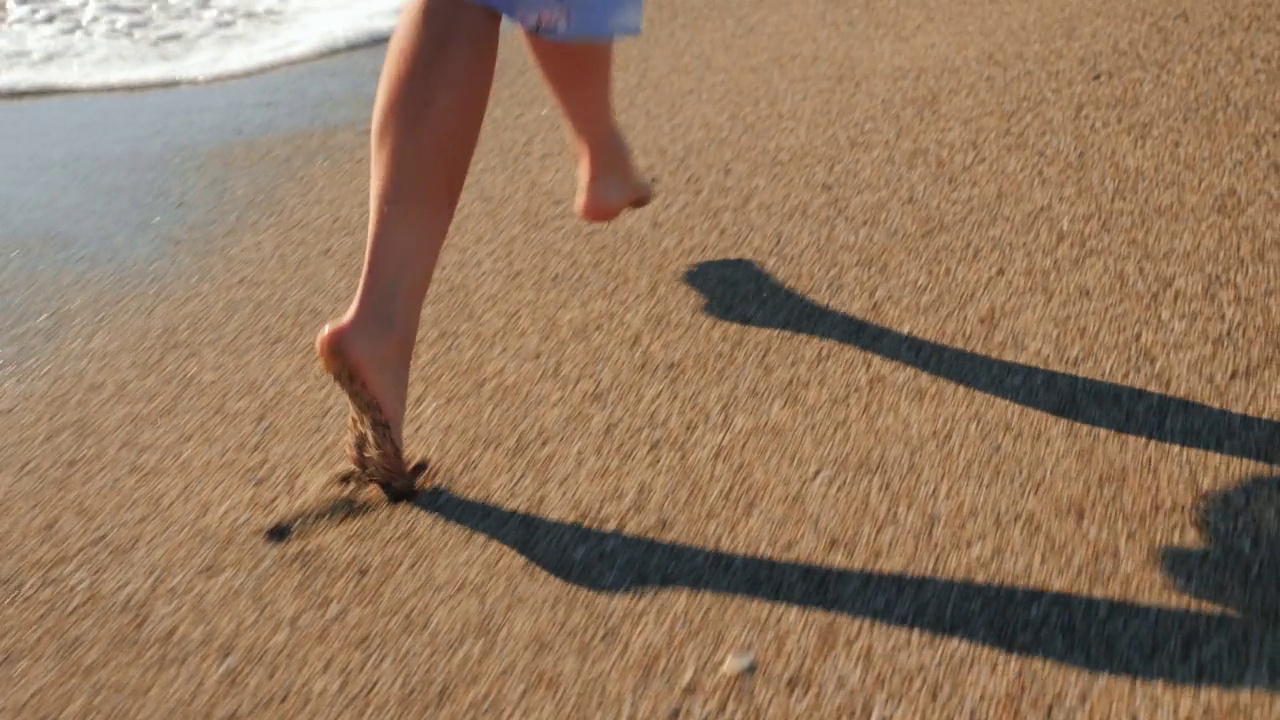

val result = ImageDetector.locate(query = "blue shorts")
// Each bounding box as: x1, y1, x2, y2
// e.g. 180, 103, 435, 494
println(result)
471, 0, 643, 41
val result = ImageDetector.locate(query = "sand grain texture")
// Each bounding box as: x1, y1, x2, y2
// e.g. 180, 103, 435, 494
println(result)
2, 0, 1278, 717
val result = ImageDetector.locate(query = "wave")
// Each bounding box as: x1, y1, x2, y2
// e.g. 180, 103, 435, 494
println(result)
0, 1, 403, 97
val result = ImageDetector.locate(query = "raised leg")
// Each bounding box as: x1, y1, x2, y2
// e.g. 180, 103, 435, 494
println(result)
522, 33, 652, 222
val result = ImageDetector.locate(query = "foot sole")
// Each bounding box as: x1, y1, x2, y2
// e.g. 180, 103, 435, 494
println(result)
317, 330, 419, 503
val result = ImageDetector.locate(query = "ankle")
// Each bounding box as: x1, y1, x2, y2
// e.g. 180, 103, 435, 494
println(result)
340, 303, 418, 359
576, 128, 631, 171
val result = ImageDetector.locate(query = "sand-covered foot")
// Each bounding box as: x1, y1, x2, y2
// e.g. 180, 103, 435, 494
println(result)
315, 318, 417, 501
575, 135, 653, 223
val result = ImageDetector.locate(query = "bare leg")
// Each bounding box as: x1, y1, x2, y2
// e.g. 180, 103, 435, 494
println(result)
316, 0, 501, 476
523, 33, 652, 222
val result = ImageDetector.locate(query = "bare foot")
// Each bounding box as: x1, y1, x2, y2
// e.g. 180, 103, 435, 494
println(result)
575, 134, 652, 223
315, 317, 416, 500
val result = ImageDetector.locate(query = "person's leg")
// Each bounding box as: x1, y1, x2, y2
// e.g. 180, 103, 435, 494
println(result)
316, 0, 501, 495
522, 33, 652, 222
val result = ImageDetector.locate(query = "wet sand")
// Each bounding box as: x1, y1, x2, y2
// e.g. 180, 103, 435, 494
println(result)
2, 0, 1278, 716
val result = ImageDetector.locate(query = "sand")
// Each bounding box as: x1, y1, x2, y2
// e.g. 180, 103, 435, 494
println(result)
2, 0, 1278, 716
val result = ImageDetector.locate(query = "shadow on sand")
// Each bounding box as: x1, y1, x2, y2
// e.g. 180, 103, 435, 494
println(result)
267, 259, 1280, 688
686, 257, 1280, 466
1162, 475, 1280, 626
683, 258, 1280, 465
412, 480, 1279, 690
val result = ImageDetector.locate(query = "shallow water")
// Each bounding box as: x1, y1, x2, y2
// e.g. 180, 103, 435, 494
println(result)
0, 45, 385, 380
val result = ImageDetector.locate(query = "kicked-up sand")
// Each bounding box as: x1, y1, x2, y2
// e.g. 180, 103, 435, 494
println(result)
1, 0, 1278, 716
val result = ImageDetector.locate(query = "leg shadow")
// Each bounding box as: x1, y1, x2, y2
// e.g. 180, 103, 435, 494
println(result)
416, 487, 1278, 689
682, 259, 1280, 465
1162, 475, 1280, 625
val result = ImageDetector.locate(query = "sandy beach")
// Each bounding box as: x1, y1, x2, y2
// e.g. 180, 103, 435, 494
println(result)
2, 0, 1278, 716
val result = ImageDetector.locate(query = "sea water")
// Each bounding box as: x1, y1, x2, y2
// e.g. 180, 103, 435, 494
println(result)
0, 0, 404, 96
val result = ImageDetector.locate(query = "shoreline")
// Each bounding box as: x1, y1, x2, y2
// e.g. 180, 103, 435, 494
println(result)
0, 42, 386, 253
3, 0, 1278, 714
0, 39, 393, 103
0, 16, 552, 101
0, 44, 387, 386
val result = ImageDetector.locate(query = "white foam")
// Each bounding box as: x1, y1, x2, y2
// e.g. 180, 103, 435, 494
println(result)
0, 0, 404, 96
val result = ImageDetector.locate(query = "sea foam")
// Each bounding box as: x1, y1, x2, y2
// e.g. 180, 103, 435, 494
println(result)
0, 0, 403, 96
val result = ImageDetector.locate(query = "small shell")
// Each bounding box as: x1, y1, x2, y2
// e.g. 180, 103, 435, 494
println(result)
721, 651, 756, 676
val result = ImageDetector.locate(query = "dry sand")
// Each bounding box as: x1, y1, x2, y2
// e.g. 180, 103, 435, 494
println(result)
2, 0, 1278, 717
